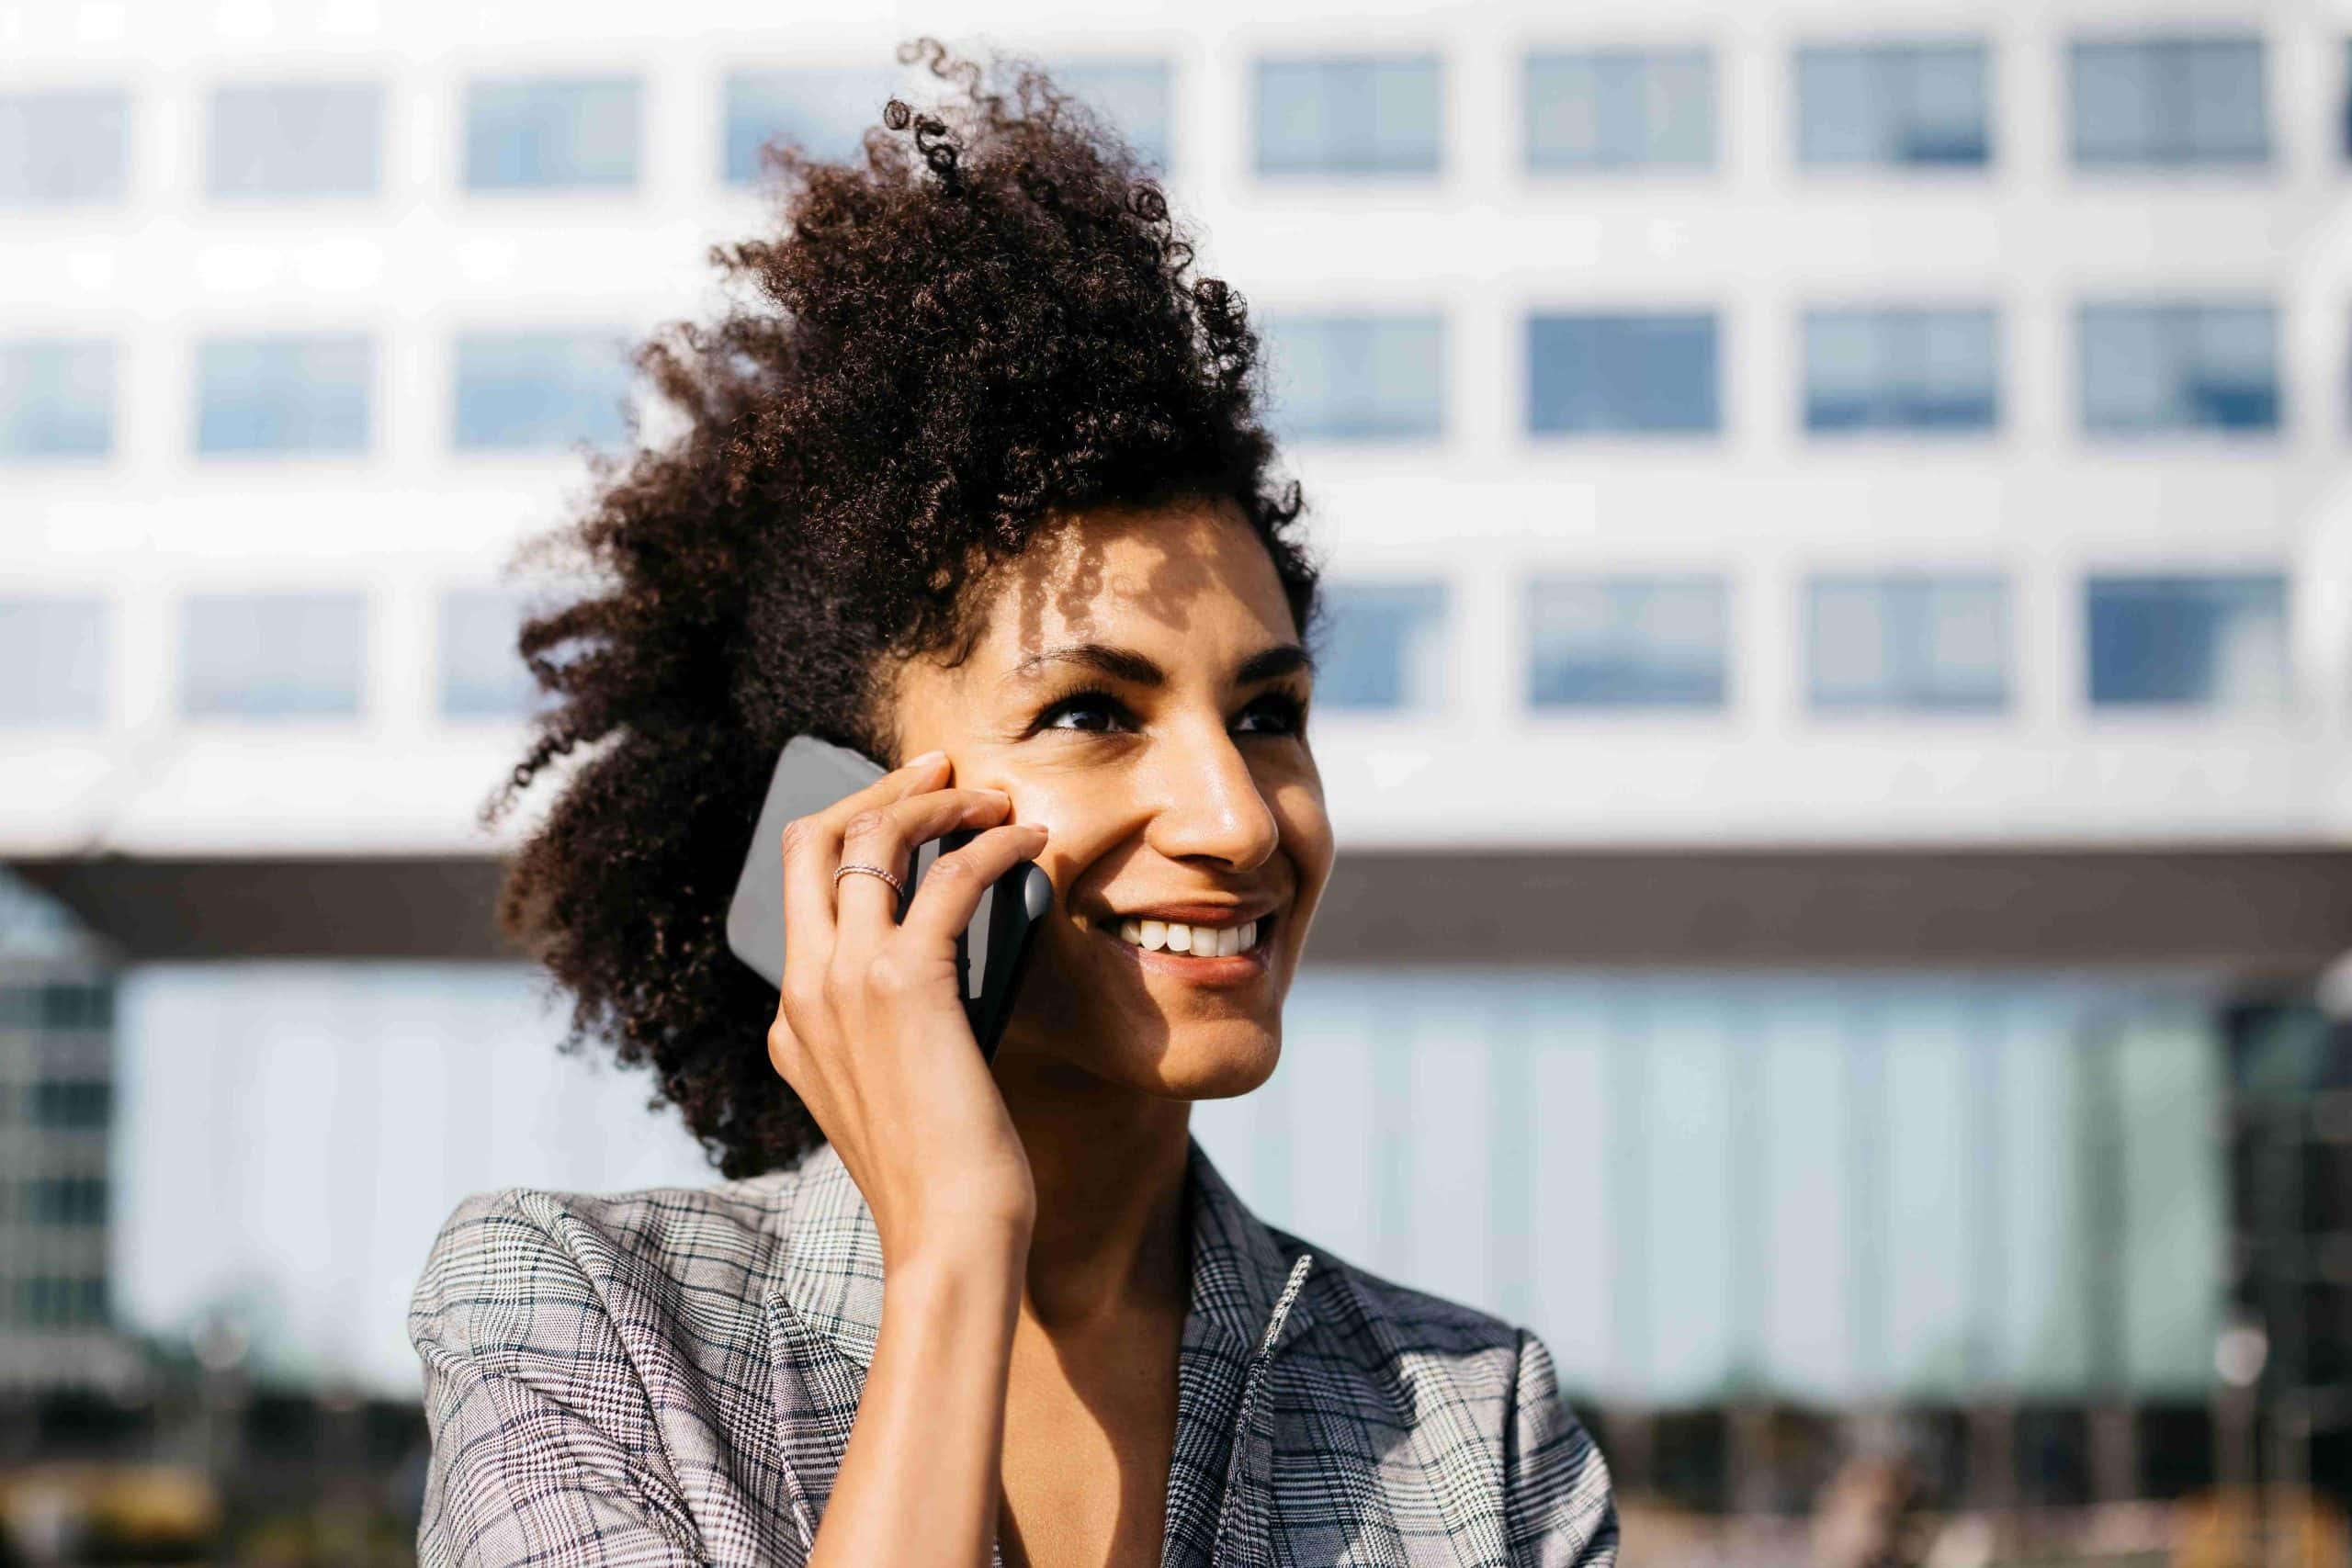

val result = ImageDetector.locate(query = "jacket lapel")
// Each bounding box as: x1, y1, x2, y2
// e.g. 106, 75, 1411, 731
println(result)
1174, 1146, 1317, 1568
761, 1138, 1315, 1568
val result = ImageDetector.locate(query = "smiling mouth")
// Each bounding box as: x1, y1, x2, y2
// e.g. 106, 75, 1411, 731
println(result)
1089, 912, 1274, 961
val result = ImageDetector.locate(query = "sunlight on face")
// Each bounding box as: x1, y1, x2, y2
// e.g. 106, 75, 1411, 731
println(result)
887, 499, 1335, 1100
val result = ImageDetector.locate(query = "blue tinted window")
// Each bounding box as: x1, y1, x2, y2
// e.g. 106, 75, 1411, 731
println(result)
1526, 50, 1713, 171
196, 335, 372, 457
1808, 576, 2007, 712
1264, 314, 1444, 442
0, 89, 130, 208
2079, 302, 2277, 434
1528, 312, 1718, 434
207, 82, 382, 199
2086, 575, 2289, 709
1804, 307, 1998, 434
464, 76, 639, 191
2072, 37, 2267, 166
722, 68, 895, 183
1316, 581, 1449, 711
452, 331, 631, 452
1796, 42, 1989, 167
438, 589, 546, 718
181, 592, 366, 719
0, 340, 114, 460
0, 597, 107, 727
1255, 55, 1441, 175
1528, 576, 1726, 709
1052, 59, 1173, 171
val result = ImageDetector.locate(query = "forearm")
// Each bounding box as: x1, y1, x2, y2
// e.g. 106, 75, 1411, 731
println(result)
808, 1232, 1028, 1568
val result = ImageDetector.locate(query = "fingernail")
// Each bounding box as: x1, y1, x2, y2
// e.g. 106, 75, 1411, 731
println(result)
906, 749, 946, 769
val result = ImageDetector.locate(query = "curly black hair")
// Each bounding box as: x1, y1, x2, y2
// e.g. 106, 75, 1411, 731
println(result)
488, 39, 1322, 1178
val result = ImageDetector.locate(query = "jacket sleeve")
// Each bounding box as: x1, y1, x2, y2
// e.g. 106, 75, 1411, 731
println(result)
409, 1190, 707, 1568
1502, 1329, 1620, 1567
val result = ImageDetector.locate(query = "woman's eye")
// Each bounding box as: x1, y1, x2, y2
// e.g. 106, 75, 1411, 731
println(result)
1235, 692, 1307, 736
1037, 692, 1133, 733
1033, 688, 1308, 738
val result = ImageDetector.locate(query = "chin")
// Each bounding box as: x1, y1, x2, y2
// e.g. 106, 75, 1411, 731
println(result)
1125, 1022, 1282, 1100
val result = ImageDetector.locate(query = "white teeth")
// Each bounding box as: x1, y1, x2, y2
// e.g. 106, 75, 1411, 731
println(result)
1110, 917, 1261, 955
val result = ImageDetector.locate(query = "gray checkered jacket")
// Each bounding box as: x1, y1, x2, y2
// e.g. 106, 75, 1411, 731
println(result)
410, 1136, 1618, 1567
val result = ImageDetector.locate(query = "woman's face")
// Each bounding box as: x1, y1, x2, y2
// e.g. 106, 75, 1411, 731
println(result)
888, 498, 1333, 1101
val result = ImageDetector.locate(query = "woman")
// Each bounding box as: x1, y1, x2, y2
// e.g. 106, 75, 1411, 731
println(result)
411, 42, 1616, 1568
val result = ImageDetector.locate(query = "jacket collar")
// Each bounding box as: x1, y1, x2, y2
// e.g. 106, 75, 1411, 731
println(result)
763, 1136, 1315, 1567
770, 1134, 1316, 1369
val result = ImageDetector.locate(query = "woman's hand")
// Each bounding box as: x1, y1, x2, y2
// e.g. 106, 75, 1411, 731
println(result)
775, 749, 1046, 1568
767, 748, 1050, 1265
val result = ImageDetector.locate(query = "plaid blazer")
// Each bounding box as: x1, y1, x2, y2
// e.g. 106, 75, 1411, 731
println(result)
410, 1135, 1618, 1567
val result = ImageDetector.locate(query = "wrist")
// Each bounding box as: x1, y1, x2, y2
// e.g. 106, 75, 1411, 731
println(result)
882, 1231, 1028, 1326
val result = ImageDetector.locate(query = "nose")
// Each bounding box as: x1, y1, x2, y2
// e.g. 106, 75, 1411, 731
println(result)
1139, 716, 1281, 873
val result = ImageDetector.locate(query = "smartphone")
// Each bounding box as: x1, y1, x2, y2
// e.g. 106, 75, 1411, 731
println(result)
726, 736, 1053, 1062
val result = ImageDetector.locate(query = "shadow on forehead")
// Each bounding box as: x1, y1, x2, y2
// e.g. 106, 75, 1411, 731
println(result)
995, 497, 1275, 659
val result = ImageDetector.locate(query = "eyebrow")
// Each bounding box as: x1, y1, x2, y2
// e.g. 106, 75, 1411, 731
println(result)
1002, 640, 1316, 689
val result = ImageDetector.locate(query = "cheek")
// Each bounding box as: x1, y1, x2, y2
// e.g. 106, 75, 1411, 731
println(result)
1275, 781, 1334, 874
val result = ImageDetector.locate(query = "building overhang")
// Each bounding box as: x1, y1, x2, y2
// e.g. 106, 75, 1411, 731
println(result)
11, 845, 2351, 976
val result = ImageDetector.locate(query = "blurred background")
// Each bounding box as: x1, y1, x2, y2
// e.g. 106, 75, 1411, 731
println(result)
3, 0, 2349, 1562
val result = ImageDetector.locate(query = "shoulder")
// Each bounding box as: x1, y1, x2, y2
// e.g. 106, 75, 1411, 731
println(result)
409, 1164, 803, 1359
1294, 1231, 1526, 1367
1273, 1227, 1539, 1421
1277, 1233, 1618, 1561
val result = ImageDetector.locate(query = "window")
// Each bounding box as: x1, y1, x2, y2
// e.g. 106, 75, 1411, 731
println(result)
1807, 575, 2008, 712
2079, 302, 2278, 434
1525, 49, 1713, 171
195, 334, 373, 457
179, 591, 367, 719
1796, 42, 1989, 167
1527, 576, 1727, 709
722, 67, 896, 182
2071, 36, 2267, 166
16, 1276, 107, 1328
0, 597, 107, 728
2086, 574, 2289, 709
1255, 54, 1441, 176
0, 88, 130, 208
1263, 313, 1444, 442
1804, 307, 1997, 434
1315, 581, 1449, 711
207, 82, 382, 199
1051, 58, 1174, 171
30, 1080, 109, 1129
464, 75, 640, 191
439, 589, 545, 718
451, 330, 631, 452
40, 983, 111, 1030
28, 1177, 107, 1227
1528, 312, 1718, 434
0, 339, 114, 459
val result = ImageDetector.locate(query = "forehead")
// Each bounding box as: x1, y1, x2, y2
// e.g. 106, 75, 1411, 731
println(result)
963, 499, 1296, 669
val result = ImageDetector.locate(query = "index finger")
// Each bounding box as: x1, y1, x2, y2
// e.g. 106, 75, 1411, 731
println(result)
779, 749, 951, 957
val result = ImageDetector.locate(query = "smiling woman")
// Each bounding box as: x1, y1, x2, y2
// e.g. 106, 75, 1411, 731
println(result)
409, 39, 1615, 1568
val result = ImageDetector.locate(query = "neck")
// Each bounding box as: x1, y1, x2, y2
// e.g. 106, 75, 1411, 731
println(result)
997, 1057, 1194, 1333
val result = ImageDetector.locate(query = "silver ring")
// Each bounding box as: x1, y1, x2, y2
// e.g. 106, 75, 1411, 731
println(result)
832, 862, 905, 897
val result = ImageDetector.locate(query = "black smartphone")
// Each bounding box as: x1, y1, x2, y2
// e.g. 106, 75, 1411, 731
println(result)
725, 736, 1052, 1062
